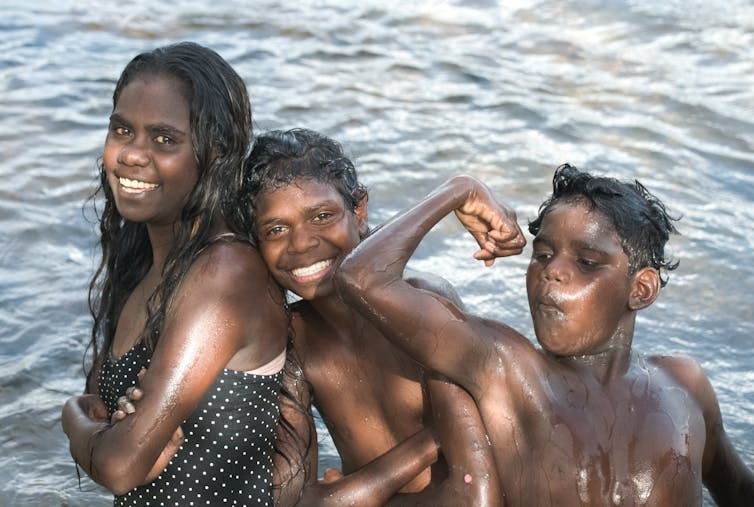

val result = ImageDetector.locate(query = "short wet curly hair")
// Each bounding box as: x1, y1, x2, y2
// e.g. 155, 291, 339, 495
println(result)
528, 163, 680, 286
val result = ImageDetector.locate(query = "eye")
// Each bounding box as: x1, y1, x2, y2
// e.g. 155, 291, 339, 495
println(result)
531, 248, 552, 262
263, 225, 286, 239
154, 135, 174, 145
577, 257, 600, 270
111, 125, 131, 137
313, 211, 335, 223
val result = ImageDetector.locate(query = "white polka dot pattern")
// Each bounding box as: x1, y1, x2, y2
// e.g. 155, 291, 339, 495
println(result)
99, 341, 282, 506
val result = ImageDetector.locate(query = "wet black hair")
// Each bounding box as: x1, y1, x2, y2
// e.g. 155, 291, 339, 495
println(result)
243, 128, 362, 489
86, 42, 252, 386
244, 128, 366, 241
528, 163, 680, 286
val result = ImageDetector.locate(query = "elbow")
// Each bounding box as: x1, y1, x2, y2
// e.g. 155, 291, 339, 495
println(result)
334, 253, 370, 300
93, 452, 146, 496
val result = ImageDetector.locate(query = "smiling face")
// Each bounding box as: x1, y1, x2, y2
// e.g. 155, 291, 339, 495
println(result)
526, 199, 636, 357
103, 74, 198, 227
255, 177, 367, 301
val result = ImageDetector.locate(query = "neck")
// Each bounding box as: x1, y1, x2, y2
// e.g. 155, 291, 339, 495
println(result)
146, 222, 179, 272
552, 324, 636, 384
308, 291, 367, 339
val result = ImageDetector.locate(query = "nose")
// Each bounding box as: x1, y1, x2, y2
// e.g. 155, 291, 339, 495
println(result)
287, 224, 318, 254
543, 255, 571, 283
118, 137, 150, 167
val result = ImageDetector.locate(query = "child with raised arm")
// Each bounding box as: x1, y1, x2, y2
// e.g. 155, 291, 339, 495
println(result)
336, 164, 754, 506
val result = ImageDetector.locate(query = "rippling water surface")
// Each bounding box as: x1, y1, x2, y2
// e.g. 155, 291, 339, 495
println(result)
1, 1, 752, 505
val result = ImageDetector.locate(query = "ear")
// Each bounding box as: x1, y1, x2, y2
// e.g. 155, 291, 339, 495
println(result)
354, 191, 369, 238
628, 267, 660, 311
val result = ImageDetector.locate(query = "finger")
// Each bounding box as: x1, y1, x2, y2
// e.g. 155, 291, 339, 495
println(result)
117, 395, 135, 414
111, 409, 126, 424
127, 387, 144, 402
171, 426, 185, 444
472, 249, 496, 267
137, 367, 147, 382
321, 467, 344, 484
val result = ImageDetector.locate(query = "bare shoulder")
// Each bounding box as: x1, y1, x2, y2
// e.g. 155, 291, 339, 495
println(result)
647, 354, 706, 385
647, 353, 717, 410
175, 238, 287, 345
190, 238, 270, 287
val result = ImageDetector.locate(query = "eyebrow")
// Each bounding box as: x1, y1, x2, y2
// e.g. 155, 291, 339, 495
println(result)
533, 234, 610, 256
304, 200, 340, 214
108, 113, 188, 138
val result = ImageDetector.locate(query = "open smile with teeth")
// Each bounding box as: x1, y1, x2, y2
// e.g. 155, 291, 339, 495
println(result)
119, 176, 159, 193
290, 259, 334, 280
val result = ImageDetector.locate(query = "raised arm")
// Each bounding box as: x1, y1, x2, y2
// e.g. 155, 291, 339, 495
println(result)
335, 175, 526, 391
62, 243, 286, 495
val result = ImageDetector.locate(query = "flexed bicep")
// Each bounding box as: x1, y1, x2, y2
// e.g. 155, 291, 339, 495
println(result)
336, 175, 517, 390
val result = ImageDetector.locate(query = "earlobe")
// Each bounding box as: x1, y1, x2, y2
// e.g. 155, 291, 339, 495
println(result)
355, 191, 369, 238
629, 267, 660, 311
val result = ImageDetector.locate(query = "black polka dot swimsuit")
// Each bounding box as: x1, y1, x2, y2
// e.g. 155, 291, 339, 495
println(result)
98, 340, 283, 506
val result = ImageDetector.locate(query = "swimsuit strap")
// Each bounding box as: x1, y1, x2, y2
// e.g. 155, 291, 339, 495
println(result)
208, 231, 250, 244
246, 348, 286, 375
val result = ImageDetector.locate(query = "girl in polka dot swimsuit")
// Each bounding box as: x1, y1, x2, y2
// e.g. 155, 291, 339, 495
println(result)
61, 42, 288, 506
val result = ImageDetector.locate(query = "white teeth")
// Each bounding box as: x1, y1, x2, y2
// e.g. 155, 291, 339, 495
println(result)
119, 177, 159, 190
291, 259, 333, 278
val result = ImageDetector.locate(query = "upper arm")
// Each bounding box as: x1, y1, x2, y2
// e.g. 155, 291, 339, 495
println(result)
658, 355, 754, 503
90, 244, 286, 493
345, 266, 507, 395
422, 373, 502, 507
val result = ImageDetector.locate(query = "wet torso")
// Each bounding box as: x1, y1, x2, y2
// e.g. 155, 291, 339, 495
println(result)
480, 335, 706, 506
291, 301, 432, 491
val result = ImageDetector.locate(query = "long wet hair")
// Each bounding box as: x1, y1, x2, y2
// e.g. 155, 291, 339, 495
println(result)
85, 42, 252, 388
244, 128, 366, 242
529, 163, 680, 286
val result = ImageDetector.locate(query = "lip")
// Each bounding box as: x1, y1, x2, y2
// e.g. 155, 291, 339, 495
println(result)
535, 293, 564, 316
288, 258, 335, 284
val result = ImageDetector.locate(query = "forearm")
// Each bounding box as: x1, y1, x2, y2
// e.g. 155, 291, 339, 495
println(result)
61, 396, 111, 485
297, 428, 439, 507
335, 176, 487, 377
61, 396, 161, 494
339, 175, 476, 289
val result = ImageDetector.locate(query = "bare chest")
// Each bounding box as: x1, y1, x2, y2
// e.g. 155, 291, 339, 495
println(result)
486, 372, 706, 506
302, 337, 426, 470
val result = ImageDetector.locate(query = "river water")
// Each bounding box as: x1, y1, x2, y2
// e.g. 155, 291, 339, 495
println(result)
1, 1, 752, 505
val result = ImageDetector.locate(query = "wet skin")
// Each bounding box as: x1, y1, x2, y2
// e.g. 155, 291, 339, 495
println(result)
61, 75, 287, 495
255, 178, 501, 505
337, 175, 754, 506
104, 76, 198, 234
255, 179, 433, 488
102, 75, 200, 357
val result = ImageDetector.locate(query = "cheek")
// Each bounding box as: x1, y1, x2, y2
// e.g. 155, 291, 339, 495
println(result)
258, 244, 279, 267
